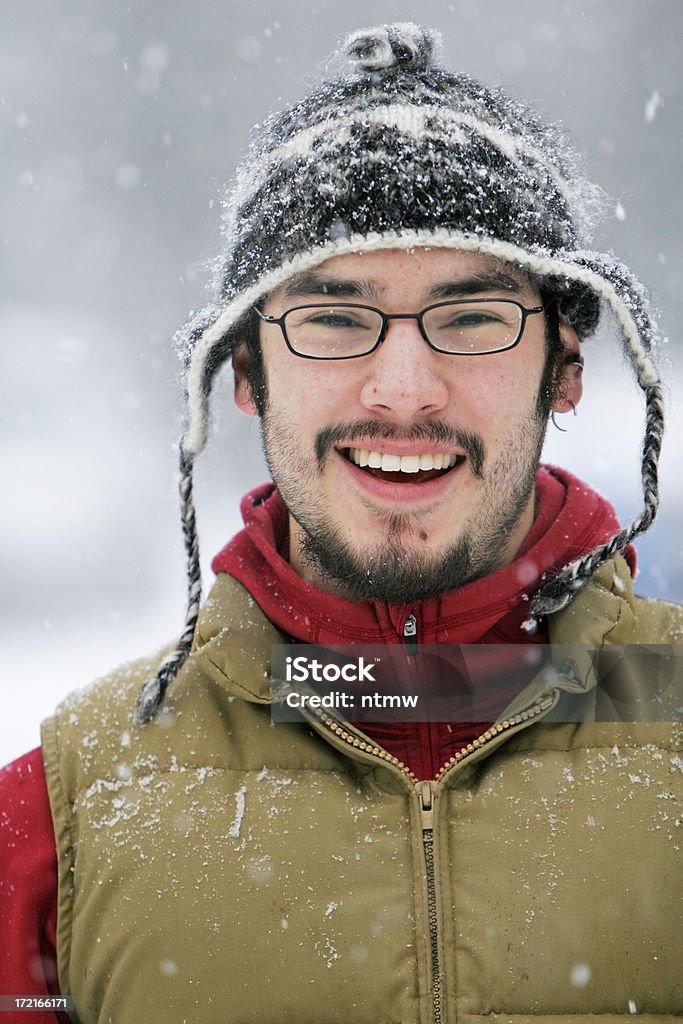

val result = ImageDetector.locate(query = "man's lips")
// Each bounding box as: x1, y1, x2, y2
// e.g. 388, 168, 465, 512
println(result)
338, 445, 466, 485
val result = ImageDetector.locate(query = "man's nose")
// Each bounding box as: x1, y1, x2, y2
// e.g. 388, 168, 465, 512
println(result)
359, 318, 450, 420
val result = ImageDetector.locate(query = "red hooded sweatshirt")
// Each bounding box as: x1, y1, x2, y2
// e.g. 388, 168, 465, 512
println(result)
0, 465, 633, 1017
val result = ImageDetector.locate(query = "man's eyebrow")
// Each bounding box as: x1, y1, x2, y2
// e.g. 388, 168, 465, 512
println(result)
282, 273, 381, 301
426, 271, 530, 300
281, 269, 532, 303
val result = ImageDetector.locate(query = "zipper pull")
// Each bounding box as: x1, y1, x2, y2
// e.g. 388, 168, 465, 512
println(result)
403, 612, 417, 655
417, 780, 435, 831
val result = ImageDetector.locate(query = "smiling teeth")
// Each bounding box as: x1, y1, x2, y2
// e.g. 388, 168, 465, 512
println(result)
349, 449, 459, 472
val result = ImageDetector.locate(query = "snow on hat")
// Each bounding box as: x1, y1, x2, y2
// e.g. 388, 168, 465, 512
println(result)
135, 22, 664, 725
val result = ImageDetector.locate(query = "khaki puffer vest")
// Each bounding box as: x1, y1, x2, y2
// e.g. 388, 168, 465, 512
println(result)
42, 557, 683, 1024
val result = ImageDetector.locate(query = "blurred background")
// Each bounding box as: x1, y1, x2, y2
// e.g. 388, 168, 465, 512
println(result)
2, 0, 682, 763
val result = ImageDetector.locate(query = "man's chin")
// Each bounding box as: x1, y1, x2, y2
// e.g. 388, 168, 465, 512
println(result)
297, 530, 480, 604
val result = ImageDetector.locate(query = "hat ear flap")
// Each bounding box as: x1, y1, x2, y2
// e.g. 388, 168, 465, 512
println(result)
532, 251, 664, 616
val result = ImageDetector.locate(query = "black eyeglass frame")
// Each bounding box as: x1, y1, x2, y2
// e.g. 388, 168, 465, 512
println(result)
254, 299, 547, 360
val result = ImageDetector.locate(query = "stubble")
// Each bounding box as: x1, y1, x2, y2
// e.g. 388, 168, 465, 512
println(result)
261, 412, 547, 603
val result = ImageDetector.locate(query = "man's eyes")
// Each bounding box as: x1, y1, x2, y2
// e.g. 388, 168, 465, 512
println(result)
289, 302, 516, 331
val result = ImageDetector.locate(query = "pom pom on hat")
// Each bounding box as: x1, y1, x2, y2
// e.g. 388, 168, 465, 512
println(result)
344, 23, 441, 72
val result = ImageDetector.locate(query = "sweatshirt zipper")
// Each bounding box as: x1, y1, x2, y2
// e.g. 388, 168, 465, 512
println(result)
403, 612, 418, 654
305, 691, 556, 1024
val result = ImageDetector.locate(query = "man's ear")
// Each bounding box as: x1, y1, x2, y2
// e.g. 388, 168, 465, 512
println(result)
232, 345, 259, 417
551, 318, 584, 414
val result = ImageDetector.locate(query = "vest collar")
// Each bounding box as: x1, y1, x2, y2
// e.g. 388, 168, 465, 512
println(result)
192, 553, 638, 706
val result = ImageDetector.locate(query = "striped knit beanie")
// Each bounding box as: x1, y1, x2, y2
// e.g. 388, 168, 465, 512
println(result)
135, 22, 664, 725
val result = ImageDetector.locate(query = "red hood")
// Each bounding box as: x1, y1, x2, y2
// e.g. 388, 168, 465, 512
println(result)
212, 464, 635, 646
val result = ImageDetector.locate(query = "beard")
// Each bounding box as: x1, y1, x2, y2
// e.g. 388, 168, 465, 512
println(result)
260, 411, 548, 604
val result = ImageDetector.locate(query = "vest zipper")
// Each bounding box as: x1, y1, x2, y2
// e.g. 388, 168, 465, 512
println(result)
307, 692, 555, 781
303, 691, 557, 1023
418, 780, 442, 1024
433, 694, 555, 781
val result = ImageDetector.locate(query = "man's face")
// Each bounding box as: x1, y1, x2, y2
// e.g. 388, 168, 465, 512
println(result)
235, 247, 582, 602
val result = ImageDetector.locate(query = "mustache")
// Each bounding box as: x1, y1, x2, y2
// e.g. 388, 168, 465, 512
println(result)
315, 420, 485, 479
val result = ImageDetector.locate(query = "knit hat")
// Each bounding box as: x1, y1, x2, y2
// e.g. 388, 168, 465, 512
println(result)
135, 22, 664, 725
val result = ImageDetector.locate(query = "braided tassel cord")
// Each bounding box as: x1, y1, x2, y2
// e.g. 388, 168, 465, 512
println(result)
531, 253, 665, 616
134, 448, 202, 725
532, 382, 664, 614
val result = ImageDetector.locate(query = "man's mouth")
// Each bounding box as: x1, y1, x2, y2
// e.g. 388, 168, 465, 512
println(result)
343, 446, 465, 484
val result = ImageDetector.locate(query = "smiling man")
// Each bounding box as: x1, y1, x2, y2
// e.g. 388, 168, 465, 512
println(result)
243, 247, 582, 602
2, 22, 683, 1024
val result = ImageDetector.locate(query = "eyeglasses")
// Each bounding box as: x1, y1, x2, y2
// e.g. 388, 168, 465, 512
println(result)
254, 299, 546, 360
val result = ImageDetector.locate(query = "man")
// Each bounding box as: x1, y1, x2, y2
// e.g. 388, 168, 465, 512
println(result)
2, 22, 682, 1024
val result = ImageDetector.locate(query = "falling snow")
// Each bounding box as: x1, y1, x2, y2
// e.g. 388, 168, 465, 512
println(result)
645, 90, 662, 123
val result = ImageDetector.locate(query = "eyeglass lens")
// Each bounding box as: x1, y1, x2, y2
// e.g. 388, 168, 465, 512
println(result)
283, 301, 524, 357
